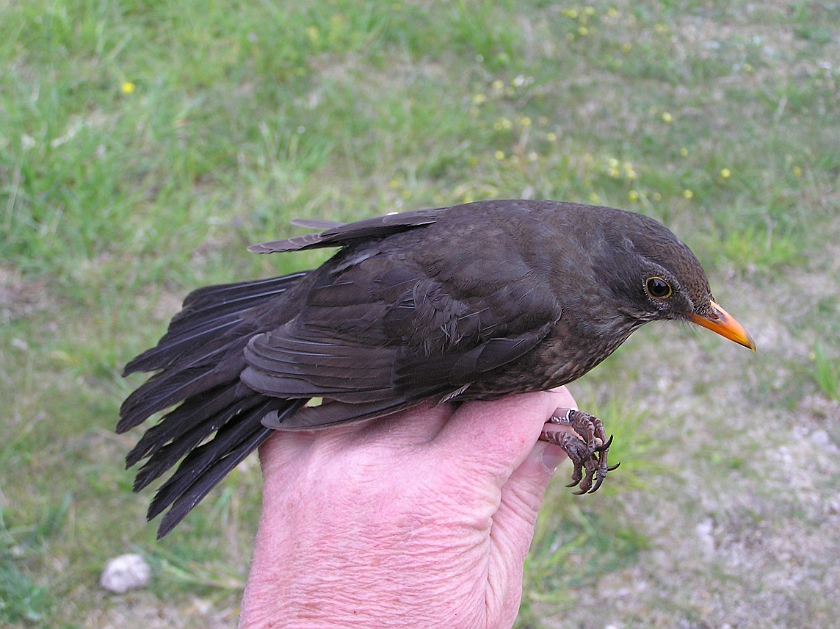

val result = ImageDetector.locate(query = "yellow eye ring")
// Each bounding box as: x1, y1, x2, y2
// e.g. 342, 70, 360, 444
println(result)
645, 276, 672, 299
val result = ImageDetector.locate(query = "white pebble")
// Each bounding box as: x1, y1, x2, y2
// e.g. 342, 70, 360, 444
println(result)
810, 429, 831, 447
100, 554, 151, 594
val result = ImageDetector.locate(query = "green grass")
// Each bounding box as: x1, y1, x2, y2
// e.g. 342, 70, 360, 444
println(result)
812, 343, 839, 401
1, 0, 839, 626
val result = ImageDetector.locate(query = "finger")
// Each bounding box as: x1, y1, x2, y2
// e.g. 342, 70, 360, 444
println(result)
259, 400, 457, 485
431, 386, 577, 482
481, 392, 574, 617
491, 391, 575, 539
354, 401, 454, 446
257, 419, 377, 482
495, 441, 566, 534
484, 442, 567, 625
258, 430, 318, 483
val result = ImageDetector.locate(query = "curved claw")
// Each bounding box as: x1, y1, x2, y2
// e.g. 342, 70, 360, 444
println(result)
607, 462, 621, 471
595, 434, 614, 452
589, 475, 606, 493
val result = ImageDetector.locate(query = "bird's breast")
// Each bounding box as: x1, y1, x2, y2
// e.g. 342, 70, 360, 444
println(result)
462, 314, 640, 399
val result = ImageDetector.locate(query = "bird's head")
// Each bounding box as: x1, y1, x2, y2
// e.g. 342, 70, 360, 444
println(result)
593, 209, 755, 351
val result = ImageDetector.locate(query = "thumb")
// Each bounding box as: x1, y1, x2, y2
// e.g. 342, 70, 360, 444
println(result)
494, 385, 576, 538
484, 388, 576, 607
490, 440, 567, 560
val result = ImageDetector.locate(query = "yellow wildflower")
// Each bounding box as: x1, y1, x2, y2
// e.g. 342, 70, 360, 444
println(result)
720, 168, 731, 179
121, 81, 136, 94
493, 118, 513, 131
495, 150, 505, 160
628, 190, 639, 201
683, 189, 693, 199
546, 132, 557, 142
679, 147, 688, 157
661, 111, 673, 123
472, 94, 487, 105
793, 166, 802, 177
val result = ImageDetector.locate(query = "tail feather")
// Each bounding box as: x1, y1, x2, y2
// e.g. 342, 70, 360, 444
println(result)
123, 316, 241, 375
123, 273, 305, 376
179, 273, 307, 315
118, 358, 240, 433
125, 382, 248, 468
132, 392, 267, 492
120, 272, 309, 536
147, 398, 303, 522
156, 425, 272, 539
157, 428, 271, 538
164, 274, 306, 341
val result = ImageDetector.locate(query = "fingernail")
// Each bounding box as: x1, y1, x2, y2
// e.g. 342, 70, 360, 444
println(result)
541, 444, 566, 474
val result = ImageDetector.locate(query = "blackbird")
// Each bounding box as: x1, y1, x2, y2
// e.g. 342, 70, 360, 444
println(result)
119, 200, 754, 538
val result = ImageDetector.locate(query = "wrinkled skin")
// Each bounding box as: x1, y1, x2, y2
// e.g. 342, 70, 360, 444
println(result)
239, 388, 574, 629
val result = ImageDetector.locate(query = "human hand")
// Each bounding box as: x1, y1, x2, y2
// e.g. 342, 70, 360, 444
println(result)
238, 387, 575, 629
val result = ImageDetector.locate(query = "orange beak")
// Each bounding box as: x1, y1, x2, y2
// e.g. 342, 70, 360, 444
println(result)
688, 301, 756, 351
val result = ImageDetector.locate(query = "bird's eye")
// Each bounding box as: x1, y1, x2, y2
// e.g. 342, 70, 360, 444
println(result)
645, 276, 672, 299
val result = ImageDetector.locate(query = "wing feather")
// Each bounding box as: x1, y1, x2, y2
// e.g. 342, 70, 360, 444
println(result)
238, 252, 562, 422
248, 208, 443, 253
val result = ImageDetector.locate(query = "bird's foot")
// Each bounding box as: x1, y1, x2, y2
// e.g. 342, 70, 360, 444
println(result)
539, 408, 619, 494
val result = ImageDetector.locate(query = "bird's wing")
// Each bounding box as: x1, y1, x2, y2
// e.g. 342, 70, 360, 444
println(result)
248, 207, 444, 253
240, 235, 562, 429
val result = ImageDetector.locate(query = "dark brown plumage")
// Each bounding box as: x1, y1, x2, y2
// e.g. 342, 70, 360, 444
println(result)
119, 200, 754, 538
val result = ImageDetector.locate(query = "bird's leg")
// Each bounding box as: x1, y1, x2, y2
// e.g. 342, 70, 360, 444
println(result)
539, 408, 618, 494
